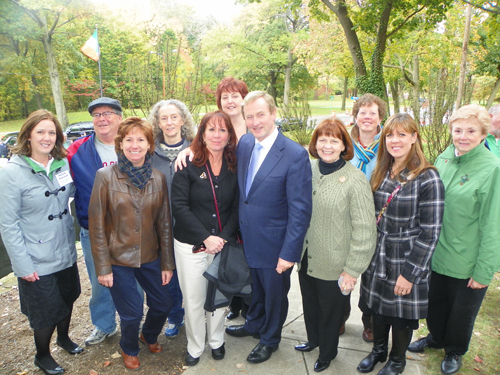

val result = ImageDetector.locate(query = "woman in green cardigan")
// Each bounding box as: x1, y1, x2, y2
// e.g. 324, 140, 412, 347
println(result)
295, 118, 377, 373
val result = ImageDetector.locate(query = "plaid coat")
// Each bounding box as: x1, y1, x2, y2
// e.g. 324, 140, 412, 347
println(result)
360, 168, 444, 320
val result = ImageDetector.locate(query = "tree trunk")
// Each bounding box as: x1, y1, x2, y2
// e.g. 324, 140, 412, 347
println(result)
486, 76, 500, 109
341, 76, 348, 110
389, 80, 400, 114
283, 47, 293, 112
412, 54, 420, 125
322, 1, 366, 81
456, 3, 472, 110
31, 75, 43, 109
40, 13, 68, 127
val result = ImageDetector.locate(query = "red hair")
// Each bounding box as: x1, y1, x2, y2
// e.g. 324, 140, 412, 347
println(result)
216, 77, 249, 110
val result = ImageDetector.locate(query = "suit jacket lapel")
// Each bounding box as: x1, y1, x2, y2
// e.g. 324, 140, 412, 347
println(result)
247, 132, 285, 197
239, 135, 253, 194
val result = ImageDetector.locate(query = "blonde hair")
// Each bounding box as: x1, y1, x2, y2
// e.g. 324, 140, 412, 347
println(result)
449, 104, 490, 136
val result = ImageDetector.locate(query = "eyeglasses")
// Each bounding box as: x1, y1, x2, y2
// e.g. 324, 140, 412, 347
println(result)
92, 111, 115, 118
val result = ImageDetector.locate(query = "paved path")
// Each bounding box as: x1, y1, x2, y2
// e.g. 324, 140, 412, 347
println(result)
183, 270, 425, 375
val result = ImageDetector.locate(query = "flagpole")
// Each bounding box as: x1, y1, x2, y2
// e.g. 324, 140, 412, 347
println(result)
96, 25, 103, 97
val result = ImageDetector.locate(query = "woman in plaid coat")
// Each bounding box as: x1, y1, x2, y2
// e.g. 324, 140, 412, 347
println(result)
357, 114, 445, 375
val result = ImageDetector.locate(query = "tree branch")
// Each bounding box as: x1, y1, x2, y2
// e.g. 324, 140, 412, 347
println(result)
387, 0, 430, 37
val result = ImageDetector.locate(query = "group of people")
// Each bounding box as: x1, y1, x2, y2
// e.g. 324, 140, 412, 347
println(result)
0, 77, 499, 375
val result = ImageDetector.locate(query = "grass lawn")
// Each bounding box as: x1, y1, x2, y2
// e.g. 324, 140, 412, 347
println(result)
0, 99, 354, 133
412, 272, 500, 374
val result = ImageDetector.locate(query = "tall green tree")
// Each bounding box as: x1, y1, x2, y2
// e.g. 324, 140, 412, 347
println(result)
308, 0, 454, 98
7, 0, 87, 127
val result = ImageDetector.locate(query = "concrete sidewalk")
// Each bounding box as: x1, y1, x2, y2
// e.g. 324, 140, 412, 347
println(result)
183, 270, 425, 375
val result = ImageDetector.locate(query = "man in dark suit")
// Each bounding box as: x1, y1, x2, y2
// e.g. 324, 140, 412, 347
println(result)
226, 91, 312, 363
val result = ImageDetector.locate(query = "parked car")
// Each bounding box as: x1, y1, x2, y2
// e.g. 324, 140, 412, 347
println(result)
0, 132, 19, 159
64, 122, 94, 140
274, 117, 304, 132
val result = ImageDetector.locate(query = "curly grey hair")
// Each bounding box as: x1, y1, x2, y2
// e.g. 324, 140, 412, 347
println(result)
149, 99, 195, 142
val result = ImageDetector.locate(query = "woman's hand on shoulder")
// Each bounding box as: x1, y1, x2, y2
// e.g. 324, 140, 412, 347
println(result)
162, 270, 173, 285
339, 271, 357, 293
467, 277, 488, 289
98, 273, 113, 288
203, 235, 225, 254
174, 147, 193, 171
21, 271, 39, 283
394, 275, 413, 296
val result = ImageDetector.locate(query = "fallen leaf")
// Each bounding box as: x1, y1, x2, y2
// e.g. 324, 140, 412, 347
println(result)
16, 371, 28, 375
111, 351, 121, 359
473, 331, 481, 336
89, 370, 98, 375
103, 360, 111, 367
474, 367, 481, 371
236, 363, 244, 369
474, 355, 483, 363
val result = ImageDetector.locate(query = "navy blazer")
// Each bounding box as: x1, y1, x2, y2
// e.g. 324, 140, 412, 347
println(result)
237, 132, 312, 268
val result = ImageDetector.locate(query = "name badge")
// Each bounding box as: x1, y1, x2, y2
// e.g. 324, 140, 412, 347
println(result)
55, 170, 73, 187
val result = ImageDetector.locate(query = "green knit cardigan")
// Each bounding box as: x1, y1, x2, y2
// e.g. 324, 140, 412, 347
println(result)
299, 160, 377, 281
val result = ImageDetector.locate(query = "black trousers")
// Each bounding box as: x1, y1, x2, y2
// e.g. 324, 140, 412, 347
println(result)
298, 270, 349, 361
426, 271, 488, 355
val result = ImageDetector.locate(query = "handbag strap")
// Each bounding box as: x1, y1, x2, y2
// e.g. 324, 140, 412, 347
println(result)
376, 181, 406, 225
206, 163, 223, 231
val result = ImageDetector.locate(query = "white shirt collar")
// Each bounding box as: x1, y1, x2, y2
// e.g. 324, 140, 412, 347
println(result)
254, 127, 279, 151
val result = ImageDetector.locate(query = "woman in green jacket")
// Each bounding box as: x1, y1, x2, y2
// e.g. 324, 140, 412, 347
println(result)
408, 104, 500, 375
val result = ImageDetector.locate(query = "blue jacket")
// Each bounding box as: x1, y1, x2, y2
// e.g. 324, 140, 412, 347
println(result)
237, 132, 312, 268
67, 133, 108, 229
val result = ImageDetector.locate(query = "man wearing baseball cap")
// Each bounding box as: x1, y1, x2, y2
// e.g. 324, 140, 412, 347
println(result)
67, 97, 123, 345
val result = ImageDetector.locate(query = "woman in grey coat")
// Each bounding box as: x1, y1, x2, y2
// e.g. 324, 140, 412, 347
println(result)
150, 99, 195, 337
0, 110, 81, 375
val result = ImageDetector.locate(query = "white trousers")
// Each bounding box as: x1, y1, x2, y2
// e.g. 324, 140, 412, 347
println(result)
174, 239, 225, 358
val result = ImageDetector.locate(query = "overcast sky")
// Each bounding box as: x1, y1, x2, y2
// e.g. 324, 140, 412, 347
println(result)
91, 0, 244, 23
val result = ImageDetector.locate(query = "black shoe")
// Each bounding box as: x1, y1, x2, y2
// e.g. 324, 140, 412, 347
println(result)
314, 359, 331, 372
295, 342, 318, 352
34, 356, 65, 375
225, 325, 260, 339
247, 343, 278, 364
212, 344, 225, 360
441, 353, 462, 375
56, 339, 84, 355
357, 351, 387, 373
408, 336, 440, 353
377, 358, 406, 375
227, 311, 240, 320
185, 352, 200, 366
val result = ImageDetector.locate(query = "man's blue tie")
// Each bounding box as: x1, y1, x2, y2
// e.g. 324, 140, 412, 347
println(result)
245, 143, 263, 196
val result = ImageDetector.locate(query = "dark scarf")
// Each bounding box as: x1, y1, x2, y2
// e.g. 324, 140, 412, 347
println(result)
117, 152, 153, 190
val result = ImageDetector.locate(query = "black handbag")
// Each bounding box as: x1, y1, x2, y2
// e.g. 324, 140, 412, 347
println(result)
203, 163, 252, 312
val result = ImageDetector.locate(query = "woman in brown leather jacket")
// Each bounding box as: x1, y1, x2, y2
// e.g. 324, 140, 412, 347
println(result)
89, 117, 175, 371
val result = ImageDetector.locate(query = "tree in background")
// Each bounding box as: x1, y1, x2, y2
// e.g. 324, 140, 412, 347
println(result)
6, 0, 87, 127
308, 0, 453, 99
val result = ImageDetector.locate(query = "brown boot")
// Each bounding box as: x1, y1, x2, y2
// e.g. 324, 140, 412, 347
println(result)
122, 350, 140, 370
140, 333, 163, 354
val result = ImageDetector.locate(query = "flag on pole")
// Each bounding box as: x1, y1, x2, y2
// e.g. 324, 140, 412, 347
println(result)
81, 31, 100, 61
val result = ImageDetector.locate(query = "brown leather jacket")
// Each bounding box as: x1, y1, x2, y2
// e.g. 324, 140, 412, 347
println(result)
89, 164, 174, 276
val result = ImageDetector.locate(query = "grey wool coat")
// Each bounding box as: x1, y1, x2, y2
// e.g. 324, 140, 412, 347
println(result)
360, 168, 445, 320
0, 155, 77, 278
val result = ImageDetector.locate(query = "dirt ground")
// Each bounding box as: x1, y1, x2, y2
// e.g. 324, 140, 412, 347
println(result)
0, 255, 188, 375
